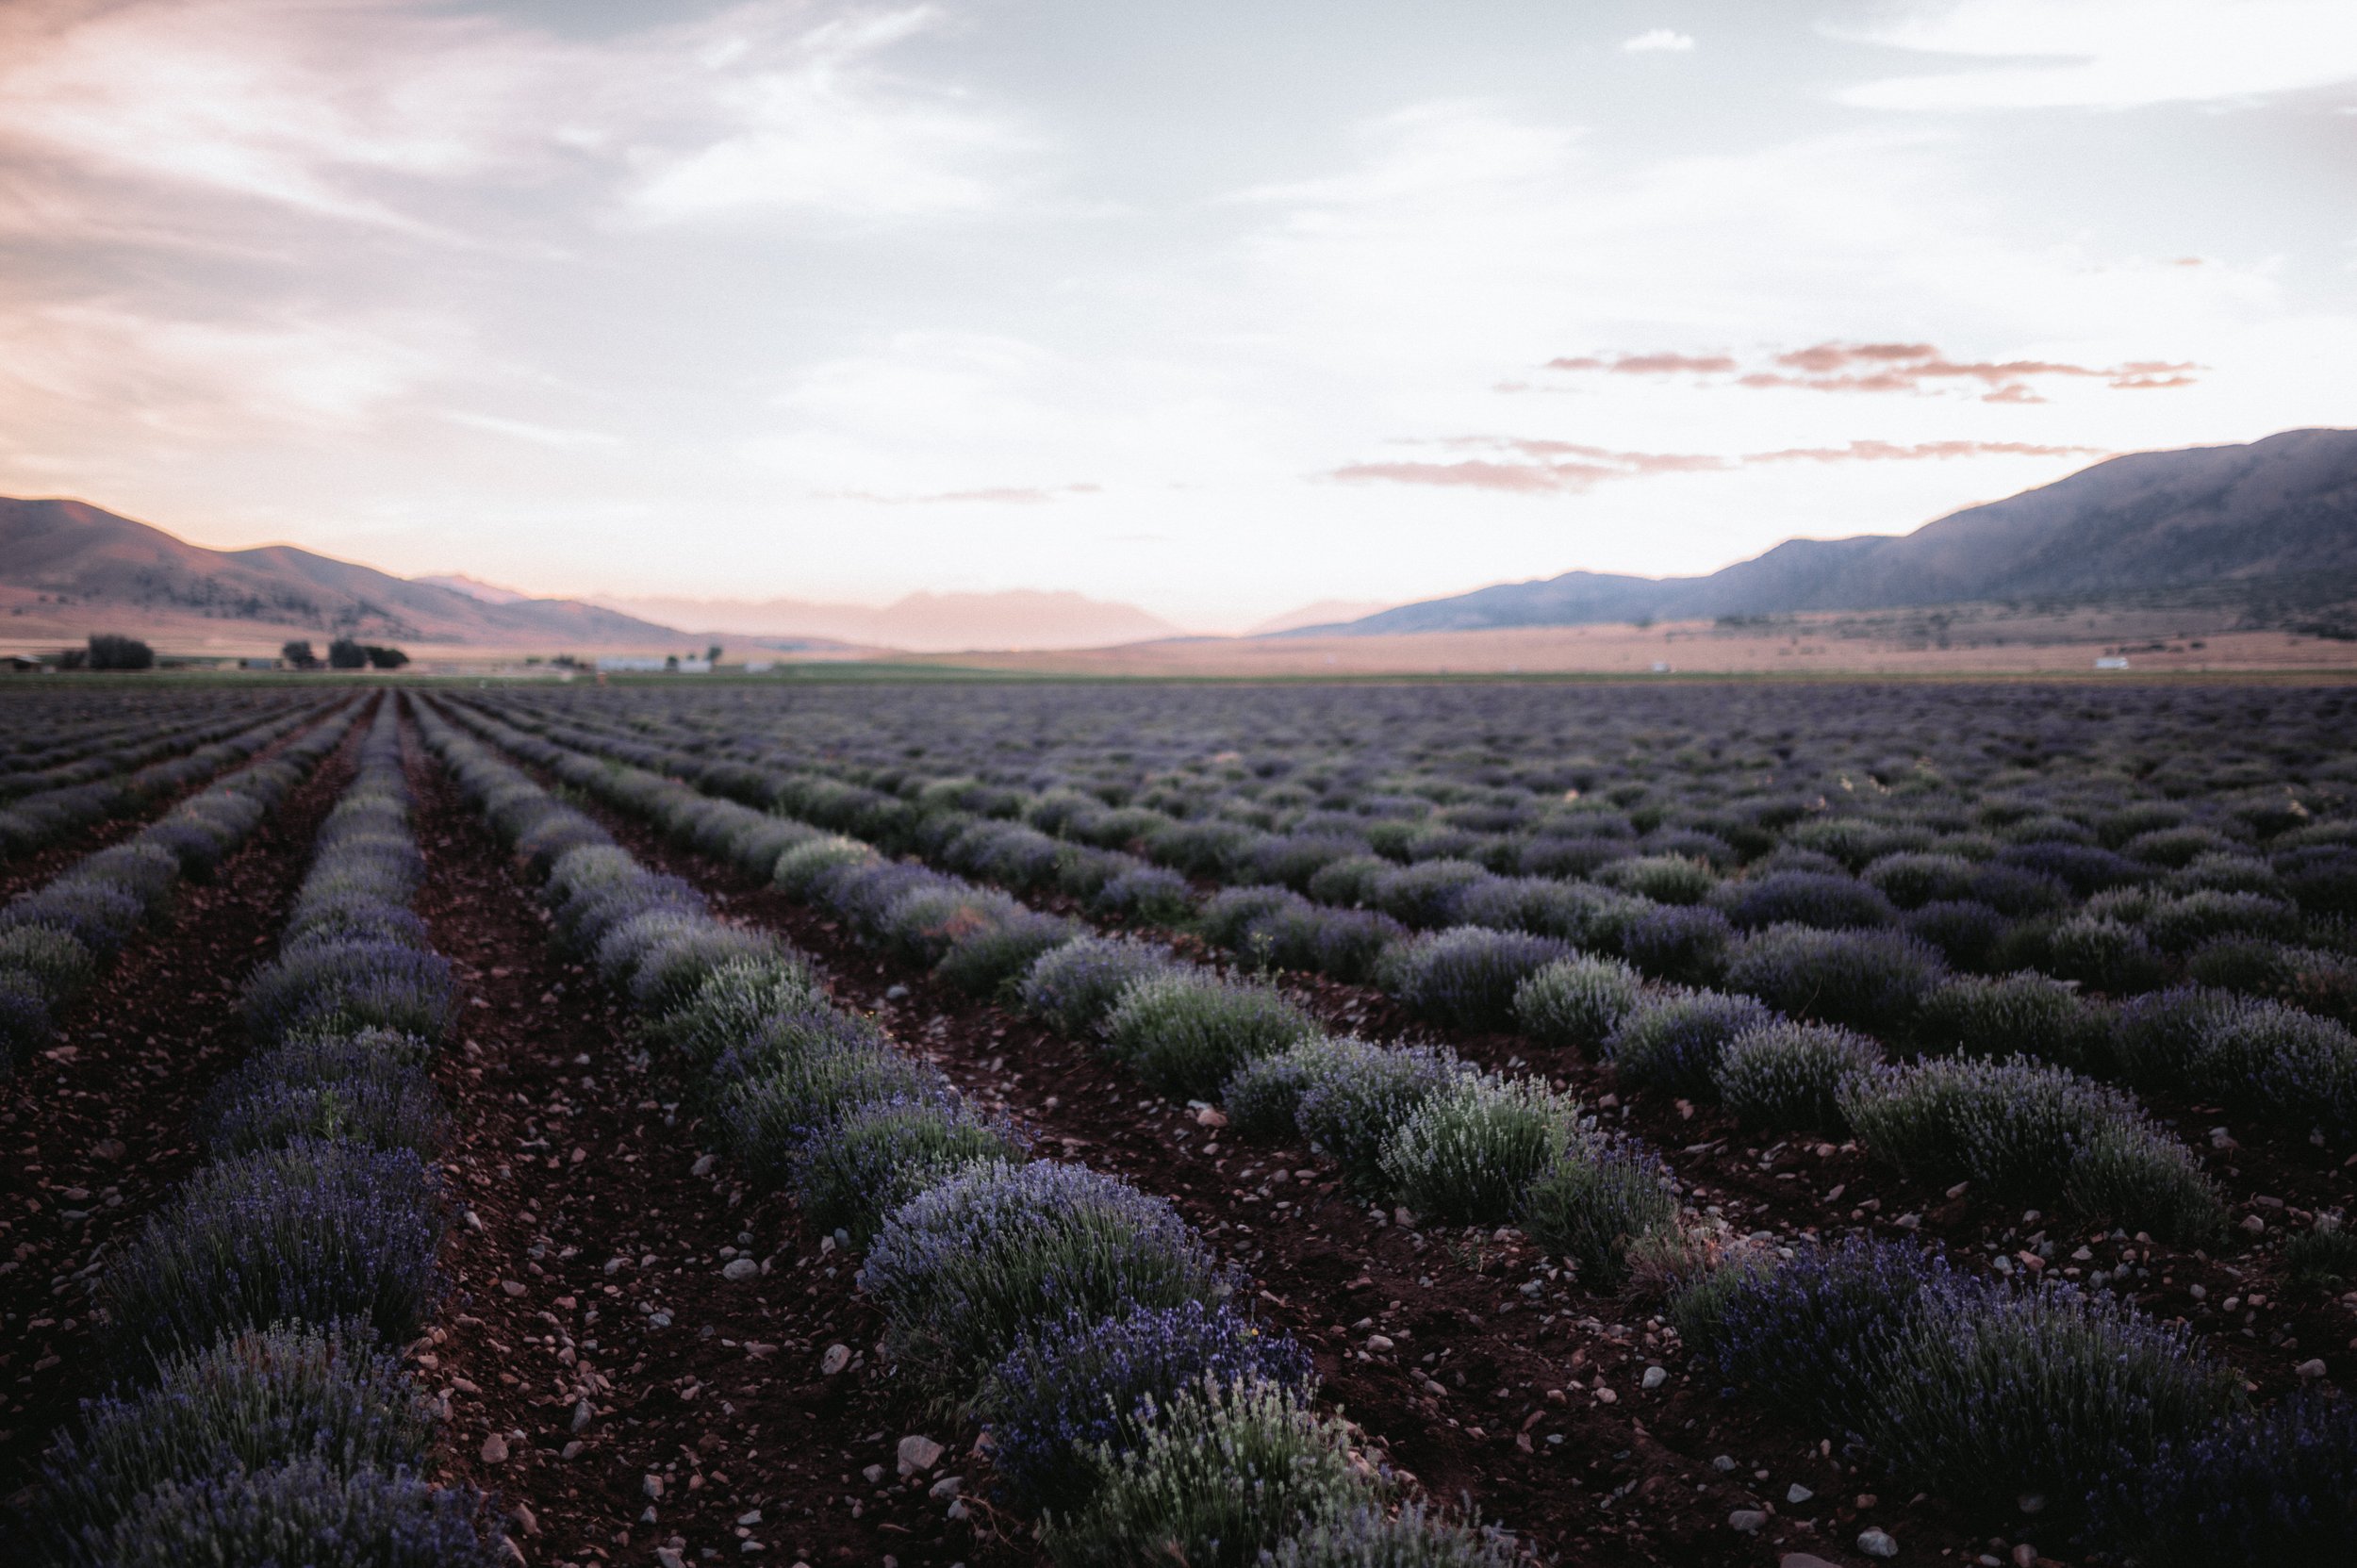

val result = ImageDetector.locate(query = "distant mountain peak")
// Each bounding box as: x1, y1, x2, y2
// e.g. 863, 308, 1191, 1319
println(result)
414, 572, 534, 606
1304, 428, 2357, 636
0, 496, 688, 647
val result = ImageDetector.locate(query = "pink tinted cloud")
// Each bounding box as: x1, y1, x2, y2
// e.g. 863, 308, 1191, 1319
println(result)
1330, 436, 2107, 493
1543, 340, 2200, 401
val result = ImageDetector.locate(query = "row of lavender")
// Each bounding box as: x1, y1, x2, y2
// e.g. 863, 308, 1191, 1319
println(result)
0, 692, 329, 862
440, 698, 2351, 1563
413, 695, 1519, 1565
480, 682, 2357, 1012
0, 699, 353, 1074
23, 697, 492, 1566
461, 698, 2264, 1248
0, 688, 305, 801
511, 689, 2357, 1024
434, 699, 1686, 1284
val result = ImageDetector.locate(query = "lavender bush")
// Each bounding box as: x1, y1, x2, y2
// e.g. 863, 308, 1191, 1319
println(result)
1723, 923, 1947, 1035
1717, 870, 1897, 932
2096, 1394, 2357, 1567
35, 1325, 436, 1552
1602, 989, 1775, 1097
790, 1095, 1029, 1241
861, 1160, 1229, 1404
1711, 1019, 1883, 1132
1019, 935, 1187, 1037
69, 1457, 496, 1568
1520, 1136, 1679, 1288
1294, 1039, 1466, 1190
1378, 1073, 1576, 1224
1101, 973, 1319, 1099
100, 1139, 443, 1370
1838, 1056, 2222, 1240
1511, 954, 1642, 1050
1259, 1503, 1521, 1568
1378, 926, 1574, 1031
1913, 970, 2114, 1069
981, 1300, 1313, 1513
1039, 1376, 1372, 1568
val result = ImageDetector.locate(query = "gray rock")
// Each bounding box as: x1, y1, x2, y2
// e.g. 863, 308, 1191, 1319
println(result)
898, 1434, 945, 1474
821, 1343, 852, 1375
1858, 1527, 1900, 1558
1711, 1454, 1738, 1472
1641, 1365, 1668, 1391
928, 1474, 963, 1501
1729, 1509, 1769, 1534
1787, 1483, 1814, 1505
722, 1258, 760, 1281
691, 1153, 717, 1178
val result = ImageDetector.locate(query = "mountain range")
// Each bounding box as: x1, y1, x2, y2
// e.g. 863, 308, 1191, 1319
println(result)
0, 498, 685, 648
7, 427, 2352, 657
1306, 427, 2357, 635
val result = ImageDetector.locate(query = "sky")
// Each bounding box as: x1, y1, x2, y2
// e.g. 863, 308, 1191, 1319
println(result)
1, 0, 2352, 633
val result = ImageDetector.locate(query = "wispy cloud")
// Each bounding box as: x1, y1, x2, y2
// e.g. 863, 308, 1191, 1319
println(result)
1544, 351, 1739, 374
444, 411, 618, 449
830, 482, 1102, 504
1835, 0, 2357, 110
1540, 339, 2200, 402
1622, 29, 1697, 55
1330, 436, 2107, 493
0, 0, 1028, 241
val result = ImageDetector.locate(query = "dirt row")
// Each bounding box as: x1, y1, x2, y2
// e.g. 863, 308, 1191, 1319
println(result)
397, 715, 1040, 1568
0, 705, 366, 1497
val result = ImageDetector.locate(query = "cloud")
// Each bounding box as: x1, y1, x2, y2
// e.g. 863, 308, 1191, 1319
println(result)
1542, 339, 2201, 401
444, 412, 618, 449
831, 482, 1102, 504
1835, 0, 2357, 110
622, 8, 1030, 224
0, 299, 464, 437
1544, 351, 1739, 373
0, 1, 1028, 241
1622, 29, 1697, 54
1329, 436, 2107, 492
1746, 438, 2107, 463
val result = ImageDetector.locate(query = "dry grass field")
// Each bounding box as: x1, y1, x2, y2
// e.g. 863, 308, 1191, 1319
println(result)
909, 602, 2357, 678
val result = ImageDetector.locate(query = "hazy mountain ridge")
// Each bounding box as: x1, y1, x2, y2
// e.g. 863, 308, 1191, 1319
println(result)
1309, 428, 2357, 635
592, 588, 1189, 652
0, 497, 686, 646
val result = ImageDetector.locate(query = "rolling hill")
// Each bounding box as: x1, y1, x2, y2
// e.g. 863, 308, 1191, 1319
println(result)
0, 497, 687, 647
1308, 427, 2357, 635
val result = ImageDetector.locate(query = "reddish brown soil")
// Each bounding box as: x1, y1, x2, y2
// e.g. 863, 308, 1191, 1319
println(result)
0, 705, 366, 1497
401, 721, 1039, 1568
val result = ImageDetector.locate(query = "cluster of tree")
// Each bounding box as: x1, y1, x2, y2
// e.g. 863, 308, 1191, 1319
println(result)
281, 639, 409, 670
49, 634, 156, 670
